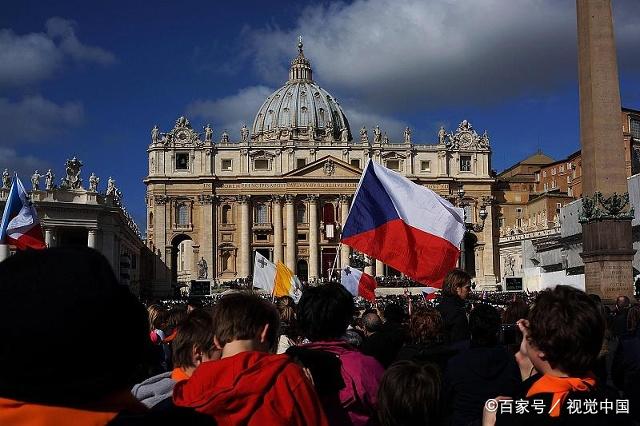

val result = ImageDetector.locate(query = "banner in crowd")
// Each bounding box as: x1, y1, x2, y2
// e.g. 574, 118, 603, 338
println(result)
341, 160, 465, 288
340, 266, 377, 301
0, 174, 46, 250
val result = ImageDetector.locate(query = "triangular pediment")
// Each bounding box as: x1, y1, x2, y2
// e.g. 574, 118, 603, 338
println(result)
284, 155, 363, 178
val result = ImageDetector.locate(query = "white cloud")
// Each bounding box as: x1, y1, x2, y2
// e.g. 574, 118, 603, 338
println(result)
0, 148, 53, 181
0, 17, 115, 88
46, 17, 115, 65
186, 85, 274, 137
0, 96, 84, 145
243, 0, 639, 112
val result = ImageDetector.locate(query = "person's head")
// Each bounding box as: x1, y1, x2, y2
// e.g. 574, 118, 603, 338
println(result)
147, 304, 167, 331
441, 269, 472, 300
0, 247, 149, 406
616, 296, 631, 311
382, 303, 404, 324
627, 304, 640, 334
211, 293, 280, 353
172, 309, 220, 375
522, 285, 605, 377
502, 300, 529, 325
186, 297, 202, 313
469, 303, 500, 346
343, 329, 364, 347
165, 306, 188, 334
409, 307, 443, 345
377, 361, 440, 426
362, 312, 382, 336
297, 283, 354, 341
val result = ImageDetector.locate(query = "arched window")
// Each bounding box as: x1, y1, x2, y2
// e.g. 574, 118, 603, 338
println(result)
177, 203, 189, 225
255, 203, 268, 224
296, 203, 307, 223
222, 205, 232, 224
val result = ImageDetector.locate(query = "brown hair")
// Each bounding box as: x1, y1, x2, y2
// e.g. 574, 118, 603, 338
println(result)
147, 304, 167, 331
527, 286, 604, 376
409, 307, 443, 345
172, 309, 215, 368
441, 269, 471, 297
212, 293, 280, 350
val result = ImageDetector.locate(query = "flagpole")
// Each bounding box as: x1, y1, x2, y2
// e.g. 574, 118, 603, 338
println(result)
0, 244, 8, 262
328, 242, 341, 283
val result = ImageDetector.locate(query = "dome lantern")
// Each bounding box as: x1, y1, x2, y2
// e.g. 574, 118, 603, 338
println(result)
288, 36, 313, 82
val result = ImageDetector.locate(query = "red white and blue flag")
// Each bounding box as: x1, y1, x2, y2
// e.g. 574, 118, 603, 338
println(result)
0, 175, 46, 250
340, 266, 377, 301
341, 160, 465, 288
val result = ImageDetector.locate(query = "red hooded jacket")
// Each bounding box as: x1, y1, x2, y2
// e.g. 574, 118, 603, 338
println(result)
173, 351, 328, 426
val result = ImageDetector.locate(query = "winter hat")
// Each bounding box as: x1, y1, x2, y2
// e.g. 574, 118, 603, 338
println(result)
0, 247, 150, 406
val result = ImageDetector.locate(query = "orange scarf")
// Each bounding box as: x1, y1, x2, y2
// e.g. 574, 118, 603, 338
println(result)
526, 374, 596, 417
171, 367, 190, 382
0, 398, 119, 426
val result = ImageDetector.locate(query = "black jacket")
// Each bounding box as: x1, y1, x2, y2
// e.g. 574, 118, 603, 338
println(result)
443, 344, 520, 426
436, 295, 470, 343
395, 342, 460, 374
612, 331, 640, 421
361, 321, 409, 368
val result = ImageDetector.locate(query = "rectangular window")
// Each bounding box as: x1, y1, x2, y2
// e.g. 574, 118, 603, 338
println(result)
350, 159, 361, 168
256, 234, 268, 241
296, 158, 307, 168
386, 160, 400, 171
515, 207, 523, 214
535, 172, 540, 182
176, 153, 189, 170
559, 165, 564, 172
631, 118, 640, 140
420, 161, 431, 172
543, 171, 547, 178
460, 155, 471, 172
254, 159, 269, 170
221, 159, 232, 171
297, 233, 307, 241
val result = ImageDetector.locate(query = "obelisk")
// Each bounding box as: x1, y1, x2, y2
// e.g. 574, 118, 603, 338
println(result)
577, 0, 635, 301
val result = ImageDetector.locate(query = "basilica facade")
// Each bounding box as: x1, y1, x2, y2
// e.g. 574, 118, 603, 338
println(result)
144, 41, 497, 296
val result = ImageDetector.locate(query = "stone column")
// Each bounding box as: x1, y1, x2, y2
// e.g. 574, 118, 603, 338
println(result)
308, 195, 319, 279
238, 195, 251, 278
87, 229, 97, 249
577, 0, 635, 300
272, 195, 284, 264
285, 195, 296, 273
339, 195, 351, 268
45, 228, 53, 248
364, 255, 373, 276
375, 259, 384, 277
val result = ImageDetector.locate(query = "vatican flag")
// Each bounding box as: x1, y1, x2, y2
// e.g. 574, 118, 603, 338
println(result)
253, 252, 276, 294
274, 261, 303, 302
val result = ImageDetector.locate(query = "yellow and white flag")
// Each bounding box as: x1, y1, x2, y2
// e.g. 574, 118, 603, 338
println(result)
274, 261, 303, 302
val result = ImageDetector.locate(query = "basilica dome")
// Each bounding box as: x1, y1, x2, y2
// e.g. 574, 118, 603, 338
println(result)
251, 39, 352, 142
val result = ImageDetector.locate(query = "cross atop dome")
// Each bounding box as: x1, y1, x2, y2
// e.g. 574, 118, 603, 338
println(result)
289, 35, 313, 82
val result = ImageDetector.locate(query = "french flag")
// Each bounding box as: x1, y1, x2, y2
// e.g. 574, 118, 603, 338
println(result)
341, 266, 377, 301
342, 160, 465, 288
0, 175, 46, 250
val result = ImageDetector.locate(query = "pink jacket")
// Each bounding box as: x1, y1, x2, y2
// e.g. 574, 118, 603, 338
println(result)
301, 340, 384, 426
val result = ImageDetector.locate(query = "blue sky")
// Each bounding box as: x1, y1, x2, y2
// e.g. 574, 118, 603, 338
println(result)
2, 0, 639, 229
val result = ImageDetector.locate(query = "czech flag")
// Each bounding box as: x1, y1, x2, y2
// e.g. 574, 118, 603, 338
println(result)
342, 160, 465, 288
340, 266, 377, 301
422, 287, 439, 301
0, 175, 46, 250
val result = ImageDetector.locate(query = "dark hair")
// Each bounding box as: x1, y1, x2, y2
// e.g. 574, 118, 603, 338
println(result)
527, 286, 605, 376
172, 309, 215, 368
297, 283, 354, 341
166, 307, 188, 330
362, 312, 382, 333
409, 307, 443, 345
616, 296, 631, 310
377, 361, 440, 426
469, 303, 501, 346
441, 269, 471, 297
212, 293, 280, 349
502, 300, 529, 325
383, 303, 404, 323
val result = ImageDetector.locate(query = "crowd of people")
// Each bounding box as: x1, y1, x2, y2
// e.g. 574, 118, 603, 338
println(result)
0, 247, 638, 425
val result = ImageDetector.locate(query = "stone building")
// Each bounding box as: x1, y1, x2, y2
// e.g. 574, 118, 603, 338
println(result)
145, 41, 497, 296
0, 158, 151, 296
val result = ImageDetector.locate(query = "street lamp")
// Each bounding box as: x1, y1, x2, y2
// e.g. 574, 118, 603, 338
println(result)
455, 186, 492, 273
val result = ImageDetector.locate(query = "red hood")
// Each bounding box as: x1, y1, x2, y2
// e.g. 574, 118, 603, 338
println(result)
173, 351, 328, 426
